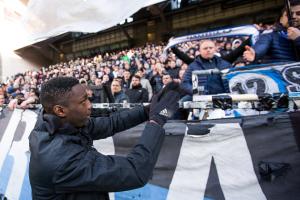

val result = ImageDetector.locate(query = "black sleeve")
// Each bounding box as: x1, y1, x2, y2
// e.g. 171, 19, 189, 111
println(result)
103, 83, 114, 103
87, 106, 148, 140
222, 38, 251, 63
171, 46, 194, 64
142, 89, 149, 103
53, 122, 165, 192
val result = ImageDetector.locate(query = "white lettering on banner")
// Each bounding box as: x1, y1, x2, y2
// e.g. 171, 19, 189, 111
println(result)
166, 123, 266, 200
94, 135, 115, 200
282, 65, 300, 92
229, 73, 280, 94
5, 110, 37, 200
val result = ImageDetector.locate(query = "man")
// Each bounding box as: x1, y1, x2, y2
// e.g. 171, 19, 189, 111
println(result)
122, 70, 131, 92
135, 68, 153, 100
90, 78, 111, 103
244, 1, 300, 63
181, 39, 231, 96
126, 75, 149, 103
166, 60, 180, 79
29, 77, 181, 200
148, 63, 164, 95
111, 79, 129, 103
162, 73, 173, 88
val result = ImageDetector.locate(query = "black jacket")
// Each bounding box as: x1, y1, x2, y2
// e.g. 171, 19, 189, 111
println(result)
29, 107, 165, 200
126, 84, 149, 103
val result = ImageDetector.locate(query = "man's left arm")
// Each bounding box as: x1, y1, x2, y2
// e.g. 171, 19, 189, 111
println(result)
87, 106, 148, 140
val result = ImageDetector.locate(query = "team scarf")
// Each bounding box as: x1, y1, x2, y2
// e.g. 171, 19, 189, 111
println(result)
163, 25, 259, 54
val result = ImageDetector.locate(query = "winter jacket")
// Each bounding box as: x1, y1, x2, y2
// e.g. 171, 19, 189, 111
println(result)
181, 56, 231, 95
149, 73, 163, 95
122, 79, 131, 92
126, 84, 149, 103
253, 29, 300, 63
29, 107, 165, 200
112, 91, 129, 103
166, 67, 180, 79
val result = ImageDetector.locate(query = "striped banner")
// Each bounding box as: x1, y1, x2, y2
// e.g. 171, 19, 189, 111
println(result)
0, 109, 300, 199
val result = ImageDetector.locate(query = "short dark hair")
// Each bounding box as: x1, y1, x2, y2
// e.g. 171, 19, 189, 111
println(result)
132, 75, 141, 80
40, 77, 79, 113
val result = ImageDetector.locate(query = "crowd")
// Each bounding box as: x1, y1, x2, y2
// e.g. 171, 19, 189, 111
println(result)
1, 1, 300, 113
0, 36, 257, 106
0, 37, 239, 109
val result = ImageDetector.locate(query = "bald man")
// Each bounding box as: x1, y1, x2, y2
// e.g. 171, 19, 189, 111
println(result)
181, 40, 231, 96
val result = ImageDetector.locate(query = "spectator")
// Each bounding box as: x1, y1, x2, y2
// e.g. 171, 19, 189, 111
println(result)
166, 60, 180, 79
162, 73, 173, 88
16, 88, 39, 109
111, 79, 129, 103
220, 42, 233, 57
122, 70, 132, 92
90, 78, 111, 103
244, 2, 300, 63
178, 69, 186, 82
181, 39, 231, 96
126, 75, 149, 103
149, 63, 164, 95
135, 68, 153, 100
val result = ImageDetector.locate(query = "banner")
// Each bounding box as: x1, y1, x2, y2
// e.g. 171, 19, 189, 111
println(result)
0, 108, 300, 199
225, 62, 300, 94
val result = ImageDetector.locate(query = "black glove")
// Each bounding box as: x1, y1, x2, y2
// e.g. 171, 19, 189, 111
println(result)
149, 82, 181, 126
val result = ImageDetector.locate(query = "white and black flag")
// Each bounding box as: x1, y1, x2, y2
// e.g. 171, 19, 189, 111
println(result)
0, 109, 300, 200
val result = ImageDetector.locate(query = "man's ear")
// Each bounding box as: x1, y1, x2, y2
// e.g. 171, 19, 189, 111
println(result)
53, 105, 67, 118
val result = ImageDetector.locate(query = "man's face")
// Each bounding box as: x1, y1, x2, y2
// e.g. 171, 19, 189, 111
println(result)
170, 61, 176, 68
111, 80, 121, 93
124, 71, 130, 80
291, 5, 300, 27
95, 78, 101, 86
63, 84, 92, 128
200, 40, 216, 59
131, 77, 140, 87
162, 75, 172, 85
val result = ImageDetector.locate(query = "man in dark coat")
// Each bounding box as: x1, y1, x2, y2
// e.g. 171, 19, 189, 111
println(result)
126, 75, 149, 103
181, 39, 231, 96
29, 77, 180, 200
89, 78, 111, 103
